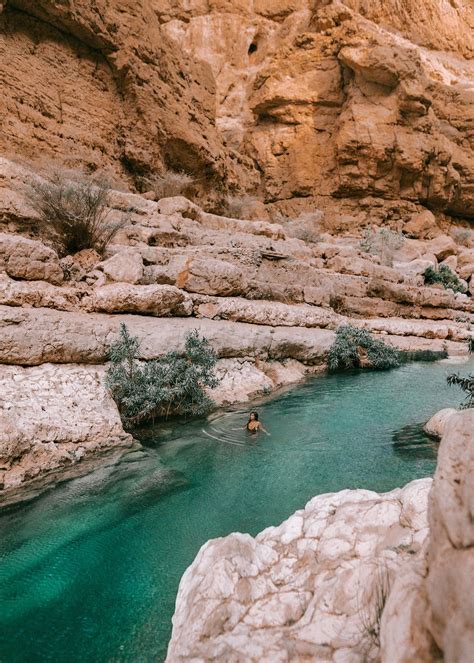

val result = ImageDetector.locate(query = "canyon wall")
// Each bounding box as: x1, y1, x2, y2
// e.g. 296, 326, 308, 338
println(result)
1, 1, 473, 227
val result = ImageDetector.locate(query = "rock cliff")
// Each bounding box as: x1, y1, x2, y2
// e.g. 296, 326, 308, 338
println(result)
1, 1, 473, 225
166, 410, 473, 663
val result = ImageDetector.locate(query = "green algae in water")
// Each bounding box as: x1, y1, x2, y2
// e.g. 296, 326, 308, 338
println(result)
0, 359, 472, 662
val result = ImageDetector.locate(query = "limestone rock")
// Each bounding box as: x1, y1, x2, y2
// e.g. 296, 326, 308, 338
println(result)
0, 232, 63, 284
0, 363, 133, 494
166, 479, 432, 662
195, 296, 343, 329
0, 305, 335, 366
99, 251, 144, 284
425, 410, 474, 659
175, 256, 247, 297
423, 408, 458, 439
404, 210, 440, 240
427, 236, 458, 261
86, 284, 192, 316
381, 410, 474, 662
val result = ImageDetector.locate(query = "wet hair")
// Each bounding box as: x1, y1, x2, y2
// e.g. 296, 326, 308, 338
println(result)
248, 411, 259, 421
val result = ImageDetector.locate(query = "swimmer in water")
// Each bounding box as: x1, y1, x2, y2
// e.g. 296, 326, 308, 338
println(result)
244, 411, 270, 435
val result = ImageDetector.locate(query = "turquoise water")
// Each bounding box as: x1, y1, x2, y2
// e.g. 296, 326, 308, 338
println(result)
0, 359, 471, 662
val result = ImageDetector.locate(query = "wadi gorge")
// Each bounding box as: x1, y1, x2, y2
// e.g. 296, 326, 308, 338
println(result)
0, 1, 473, 661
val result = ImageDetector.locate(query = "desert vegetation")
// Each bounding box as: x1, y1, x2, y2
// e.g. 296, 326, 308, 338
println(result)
106, 324, 220, 425
360, 228, 404, 267
25, 169, 126, 256
275, 211, 323, 244
328, 324, 401, 371
447, 372, 474, 409
423, 265, 467, 293
141, 169, 194, 200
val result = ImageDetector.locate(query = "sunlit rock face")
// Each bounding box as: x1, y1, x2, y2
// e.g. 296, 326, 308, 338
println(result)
158, 0, 474, 227
1, 1, 473, 225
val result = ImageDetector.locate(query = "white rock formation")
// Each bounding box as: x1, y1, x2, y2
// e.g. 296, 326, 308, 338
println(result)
166, 479, 432, 663
0, 363, 134, 496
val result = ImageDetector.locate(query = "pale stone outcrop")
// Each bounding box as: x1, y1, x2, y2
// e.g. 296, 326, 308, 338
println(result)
211, 358, 310, 407
381, 410, 474, 662
0, 363, 134, 495
0, 305, 336, 366
98, 251, 144, 284
423, 408, 458, 439
86, 284, 193, 317
166, 479, 432, 663
0, 232, 63, 284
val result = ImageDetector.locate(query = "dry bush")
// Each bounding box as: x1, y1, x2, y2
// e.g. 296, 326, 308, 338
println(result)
360, 228, 404, 266
275, 210, 323, 244
224, 194, 259, 219
142, 169, 194, 200
25, 169, 127, 256
358, 561, 392, 653
451, 227, 472, 247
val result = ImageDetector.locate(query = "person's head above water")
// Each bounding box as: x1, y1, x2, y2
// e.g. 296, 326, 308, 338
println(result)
248, 411, 259, 421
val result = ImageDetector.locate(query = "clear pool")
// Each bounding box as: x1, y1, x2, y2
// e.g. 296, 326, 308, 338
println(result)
0, 359, 471, 662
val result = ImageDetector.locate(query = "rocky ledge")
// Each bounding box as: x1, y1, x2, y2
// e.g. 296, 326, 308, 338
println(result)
166, 410, 473, 663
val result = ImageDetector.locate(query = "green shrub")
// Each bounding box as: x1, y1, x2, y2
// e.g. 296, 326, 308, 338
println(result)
106, 324, 220, 425
360, 228, 404, 266
447, 373, 474, 409
328, 324, 401, 371
468, 336, 474, 354
423, 265, 466, 293
25, 169, 126, 256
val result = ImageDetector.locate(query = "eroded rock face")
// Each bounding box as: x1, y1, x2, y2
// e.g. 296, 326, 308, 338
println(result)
166, 479, 432, 662
0, 363, 134, 494
381, 409, 474, 663
1, 2, 472, 224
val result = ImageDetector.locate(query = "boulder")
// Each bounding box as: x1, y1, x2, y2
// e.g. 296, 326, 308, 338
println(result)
439, 255, 458, 272
174, 256, 247, 296
427, 235, 458, 261
456, 249, 474, 280
423, 408, 458, 438
87, 284, 192, 316
166, 479, 432, 662
0, 364, 133, 494
98, 251, 144, 284
393, 258, 435, 277
426, 410, 474, 659
404, 210, 439, 239
0, 233, 63, 285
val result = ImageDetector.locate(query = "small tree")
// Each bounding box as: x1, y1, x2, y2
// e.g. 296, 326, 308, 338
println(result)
360, 228, 404, 267
25, 169, 126, 256
447, 373, 474, 409
106, 324, 220, 425
328, 324, 401, 371
423, 265, 467, 294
